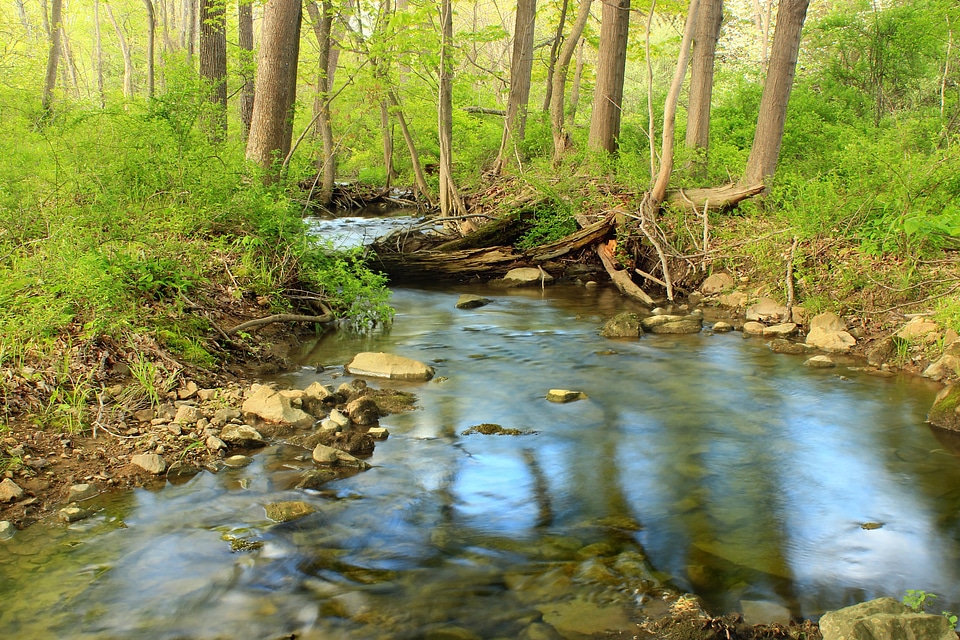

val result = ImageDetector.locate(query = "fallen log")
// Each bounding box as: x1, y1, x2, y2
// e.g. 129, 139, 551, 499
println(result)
528, 213, 616, 262
369, 245, 524, 282
596, 242, 656, 306
435, 213, 533, 251
666, 183, 764, 212
226, 313, 335, 335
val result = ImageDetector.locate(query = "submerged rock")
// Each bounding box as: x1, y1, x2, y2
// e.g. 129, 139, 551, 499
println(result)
265, 501, 315, 523
640, 314, 703, 334
67, 483, 97, 502
345, 352, 435, 381
536, 597, 633, 637
456, 294, 492, 309
58, 506, 93, 523
804, 355, 836, 369
740, 600, 792, 626
819, 597, 955, 640
769, 338, 809, 355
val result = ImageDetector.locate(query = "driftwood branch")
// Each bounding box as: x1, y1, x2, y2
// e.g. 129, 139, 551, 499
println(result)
666, 183, 765, 212
596, 242, 656, 306
785, 236, 799, 321
226, 313, 335, 336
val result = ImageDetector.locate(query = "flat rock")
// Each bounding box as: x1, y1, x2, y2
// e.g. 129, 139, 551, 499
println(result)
600, 312, 643, 338
456, 294, 492, 309
804, 355, 836, 369
495, 267, 554, 288
0, 478, 24, 503
701, 272, 735, 294
810, 312, 847, 333
131, 453, 167, 475
923, 353, 960, 381
898, 316, 940, 341
312, 443, 371, 469
742, 321, 766, 336
546, 389, 587, 403
719, 291, 748, 308
265, 501, 315, 523
67, 483, 98, 502
820, 597, 955, 640
220, 424, 266, 448
367, 427, 389, 440
763, 322, 797, 337
769, 338, 809, 355
242, 384, 315, 427
746, 297, 789, 323
174, 404, 203, 425
223, 455, 253, 468
537, 597, 633, 637
345, 352, 435, 381
806, 326, 856, 353
640, 314, 703, 334
711, 321, 733, 333
58, 506, 93, 523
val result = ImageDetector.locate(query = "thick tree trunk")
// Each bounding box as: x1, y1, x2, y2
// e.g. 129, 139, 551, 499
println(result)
685, 0, 723, 176
144, 0, 156, 98
199, 0, 227, 141
246, 0, 302, 182
41, 0, 63, 112
106, 3, 134, 98
541, 0, 569, 113
238, 0, 254, 140
438, 0, 465, 219
588, 0, 631, 154
493, 0, 538, 174
551, 0, 593, 165
742, 0, 809, 188
94, 0, 105, 107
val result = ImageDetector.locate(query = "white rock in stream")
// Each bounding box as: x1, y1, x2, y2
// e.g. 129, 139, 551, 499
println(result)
345, 352, 434, 381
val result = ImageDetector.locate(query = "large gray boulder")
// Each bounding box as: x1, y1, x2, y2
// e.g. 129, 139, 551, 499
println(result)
600, 312, 643, 338
242, 384, 315, 427
819, 598, 955, 640
345, 352, 434, 381
640, 314, 703, 335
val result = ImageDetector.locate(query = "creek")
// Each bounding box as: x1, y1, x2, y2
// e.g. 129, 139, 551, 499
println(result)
2, 214, 960, 639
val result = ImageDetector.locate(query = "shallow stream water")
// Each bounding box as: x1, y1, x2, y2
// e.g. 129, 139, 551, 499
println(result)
2, 216, 960, 639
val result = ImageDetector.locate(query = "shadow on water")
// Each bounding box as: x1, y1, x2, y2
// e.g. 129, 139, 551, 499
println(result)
3, 216, 960, 637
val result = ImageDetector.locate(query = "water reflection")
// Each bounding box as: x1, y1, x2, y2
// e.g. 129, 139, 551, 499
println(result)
2, 282, 959, 638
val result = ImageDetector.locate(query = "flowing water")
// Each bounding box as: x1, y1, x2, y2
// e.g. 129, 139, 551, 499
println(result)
2, 215, 960, 639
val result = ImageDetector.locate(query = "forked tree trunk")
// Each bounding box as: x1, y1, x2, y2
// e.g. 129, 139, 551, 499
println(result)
238, 0, 254, 139
390, 89, 433, 204
541, 0, 569, 113
742, 0, 809, 188
588, 0, 631, 154
106, 3, 134, 98
246, 0, 302, 182
493, 0, 538, 174
569, 38, 584, 123
143, 0, 156, 98
685, 0, 723, 177
306, 0, 336, 204
550, 0, 592, 165
41, 0, 63, 112
199, 0, 227, 141
438, 0, 465, 219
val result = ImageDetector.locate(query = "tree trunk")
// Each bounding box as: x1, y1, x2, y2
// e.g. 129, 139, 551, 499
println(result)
685, 0, 722, 177
569, 38, 584, 123
306, 0, 336, 204
94, 0, 105, 107
742, 0, 809, 188
238, 0, 254, 140
649, 0, 699, 206
106, 3, 134, 98
144, 0, 156, 98
588, 0, 631, 154
751, 0, 773, 70
380, 100, 397, 188
182, 0, 197, 60
199, 0, 227, 141
390, 90, 433, 204
41, 0, 63, 112
550, 0, 592, 165
493, 0, 538, 174
15, 0, 30, 31
60, 26, 80, 98
246, 0, 303, 182
541, 0, 569, 113
438, 0, 465, 219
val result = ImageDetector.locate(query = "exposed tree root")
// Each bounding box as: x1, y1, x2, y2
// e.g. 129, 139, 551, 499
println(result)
226, 313, 336, 335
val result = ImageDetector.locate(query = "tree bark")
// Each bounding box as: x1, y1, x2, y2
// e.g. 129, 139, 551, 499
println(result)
246, 0, 303, 182
199, 0, 227, 141
94, 0, 105, 107
684, 0, 722, 177
742, 0, 810, 188
550, 0, 592, 165
59, 26, 80, 98
144, 0, 156, 98
751, 0, 773, 70
438, 0, 465, 219
41, 0, 63, 112
106, 3, 134, 98
183, 0, 197, 60
588, 0, 631, 154
238, 0, 254, 140
569, 38, 584, 124
305, 0, 337, 204
541, 0, 569, 113
493, 0, 538, 174
390, 90, 433, 204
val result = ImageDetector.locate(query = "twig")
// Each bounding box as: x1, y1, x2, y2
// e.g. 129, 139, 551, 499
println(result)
701, 199, 709, 273
785, 236, 799, 321
635, 268, 668, 289
862, 282, 960, 315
